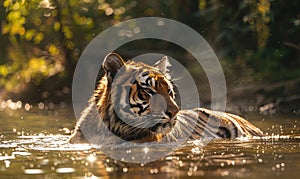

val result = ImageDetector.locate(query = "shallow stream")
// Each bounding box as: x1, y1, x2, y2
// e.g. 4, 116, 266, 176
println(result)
0, 106, 300, 178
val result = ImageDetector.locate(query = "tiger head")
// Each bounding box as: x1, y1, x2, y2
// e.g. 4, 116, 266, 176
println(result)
97, 53, 179, 142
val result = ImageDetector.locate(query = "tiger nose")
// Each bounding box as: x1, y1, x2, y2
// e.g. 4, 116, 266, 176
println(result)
150, 94, 167, 114
166, 102, 179, 119
166, 111, 177, 119
150, 94, 178, 118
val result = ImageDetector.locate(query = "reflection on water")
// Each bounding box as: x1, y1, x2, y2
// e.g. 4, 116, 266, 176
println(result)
0, 108, 300, 178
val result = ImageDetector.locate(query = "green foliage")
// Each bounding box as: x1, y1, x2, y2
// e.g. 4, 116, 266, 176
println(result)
0, 0, 299, 101
247, 47, 300, 81
189, 0, 299, 82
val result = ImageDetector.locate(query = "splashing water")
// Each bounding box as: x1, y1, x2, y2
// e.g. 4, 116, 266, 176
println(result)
0, 108, 300, 178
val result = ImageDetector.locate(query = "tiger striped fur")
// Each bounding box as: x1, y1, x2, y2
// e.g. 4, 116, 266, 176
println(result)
69, 53, 263, 144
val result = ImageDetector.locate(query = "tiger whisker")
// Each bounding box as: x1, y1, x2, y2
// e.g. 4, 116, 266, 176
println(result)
171, 76, 183, 82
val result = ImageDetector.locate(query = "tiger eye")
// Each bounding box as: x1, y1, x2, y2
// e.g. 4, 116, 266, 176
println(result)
141, 71, 149, 77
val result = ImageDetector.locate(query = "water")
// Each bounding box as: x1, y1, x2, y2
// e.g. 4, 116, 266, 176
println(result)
0, 107, 300, 178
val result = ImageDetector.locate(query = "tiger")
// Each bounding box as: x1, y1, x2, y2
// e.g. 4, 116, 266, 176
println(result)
69, 53, 263, 144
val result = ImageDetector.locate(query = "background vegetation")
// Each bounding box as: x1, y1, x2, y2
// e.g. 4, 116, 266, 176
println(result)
0, 0, 299, 112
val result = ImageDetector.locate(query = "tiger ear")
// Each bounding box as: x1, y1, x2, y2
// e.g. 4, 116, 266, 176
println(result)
102, 53, 125, 79
154, 56, 171, 79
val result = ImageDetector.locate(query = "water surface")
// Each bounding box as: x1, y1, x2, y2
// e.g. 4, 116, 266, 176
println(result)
0, 107, 300, 178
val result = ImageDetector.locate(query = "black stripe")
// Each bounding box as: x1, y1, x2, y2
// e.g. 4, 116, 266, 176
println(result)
140, 104, 149, 114
216, 127, 231, 138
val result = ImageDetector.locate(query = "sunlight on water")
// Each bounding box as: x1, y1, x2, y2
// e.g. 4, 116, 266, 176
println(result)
55, 167, 76, 173
0, 132, 299, 178
0, 109, 300, 178
24, 169, 45, 174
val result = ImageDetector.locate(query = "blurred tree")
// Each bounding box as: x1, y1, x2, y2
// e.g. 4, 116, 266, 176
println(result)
0, 0, 299, 103
0, 0, 135, 102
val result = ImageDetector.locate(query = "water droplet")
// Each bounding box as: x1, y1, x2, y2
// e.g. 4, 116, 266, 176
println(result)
55, 168, 75, 173
122, 167, 128, 173
187, 171, 192, 176
125, 30, 133, 38
62, 86, 69, 94
4, 160, 10, 168
24, 103, 31, 111
106, 167, 114, 172
149, 168, 158, 174
272, 166, 276, 171
191, 147, 201, 154
86, 154, 96, 163
38, 102, 45, 110
133, 27, 140, 34
221, 170, 229, 176
143, 147, 149, 154
157, 20, 164, 26
48, 102, 55, 109
24, 169, 44, 174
